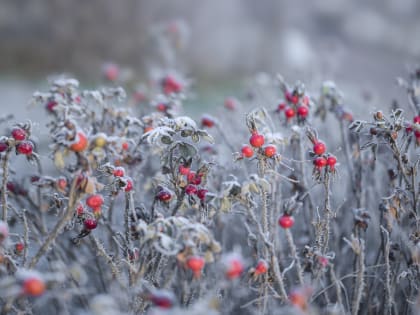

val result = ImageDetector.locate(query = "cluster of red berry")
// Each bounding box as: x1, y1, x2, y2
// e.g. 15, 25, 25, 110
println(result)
178, 165, 208, 201
406, 115, 420, 145
240, 132, 277, 160
161, 74, 183, 95
0, 127, 34, 156
276, 88, 311, 122
310, 139, 337, 175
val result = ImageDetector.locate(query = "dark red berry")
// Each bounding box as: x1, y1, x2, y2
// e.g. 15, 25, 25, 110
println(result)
84, 218, 97, 230
196, 189, 208, 201
201, 116, 215, 128
11, 128, 26, 141
414, 116, 420, 124
6, 182, 16, 193
16, 141, 33, 155
157, 190, 172, 202
46, 100, 58, 113
148, 290, 175, 309
0, 142, 8, 153
278, 215, 294, 229
185, 184, 197, 195
187, 171, 202, 185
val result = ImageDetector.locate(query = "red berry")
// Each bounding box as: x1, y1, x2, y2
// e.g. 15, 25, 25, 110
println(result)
76, 203, 84, 216
254, 259, 268, 275
326, 155, 337, 169
179, 165, 190, 176
185, 184, 197, 195
186, 256, 205, 278
289, 289, 308, 310
56, 177, 67, 190
11, 128, 26, 141
278, 215, 295, 229
201, 116, 215, 128
103, 63, 119, 81
163, 75, 182, 94
0, 141, 8, 152
6, 181, 16, 193
84, 218, 97, 230
249, 134, 265, 148
297, 106, 309, 118
86, 194, 104, 209
277, 102, 286, 111
122, 142, 129, 151
22, 276, 46, 297
148, 290, 175, 309
15, 242, 24, 252
187, 171, 202, 185
318, 256, 329, 268
124, 178, 133, 192
46, 100, 58, 113
225, 257, 244, 279
241, 145, 254, 158
196, 189, 208, 201
285, 91, 299, 104
224, 97, 237, 110
156, 103, 168, 112
157, 190, 172, 202
414, 116, 420, 124
264, 145, 277, 157
314, 156, 327, 168
285, 107, 296, 119
16, 141, 33, 155
113, 166, 125, 177
313, 141, 326, 155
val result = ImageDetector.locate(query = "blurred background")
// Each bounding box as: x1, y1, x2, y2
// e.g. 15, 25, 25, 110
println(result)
0, 0, 420, 115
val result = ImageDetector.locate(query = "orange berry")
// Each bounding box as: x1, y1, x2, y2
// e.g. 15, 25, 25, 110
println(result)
22, 277, 46, 297
70, 132, 88, 152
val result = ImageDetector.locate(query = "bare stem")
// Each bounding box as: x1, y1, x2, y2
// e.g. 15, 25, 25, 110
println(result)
28, 173, 81, 268
351, 238, 365, 315
380, 226, 393, 315
285, 229, 304, 285
1, 150, 11, 221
